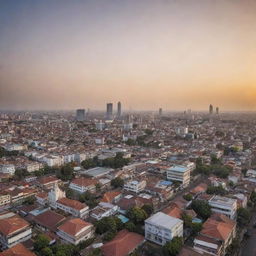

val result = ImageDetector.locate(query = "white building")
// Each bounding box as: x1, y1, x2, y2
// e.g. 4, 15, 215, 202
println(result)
57, 218, 94, 245
124, 180, 146, 193
209, 195, 237, 220
56, 197, 89, 218
145, 212, 183, 245
48, 184, 66, 208
167, 165, 191, 187
90, 202, 119, 221
69, 178, 97, 194
0, 164, 15, 175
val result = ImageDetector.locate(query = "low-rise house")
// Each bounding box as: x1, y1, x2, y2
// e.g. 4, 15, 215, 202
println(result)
0, 212, 32, 248
101, 191, 122, 204
36, 192, 48, 205
37, 176, 62, 190
101, 230, 144, 256
57, 218, 94, 245
90, 202, 119, 221
56, 197, 89, 218
209, 196, 237, 220
0, 243, 36, 256
123, 180, 146, 193
145, 212, 183, 245
193, 214, 236, 256
69, 177, 97, 193
0, 192, 11, 207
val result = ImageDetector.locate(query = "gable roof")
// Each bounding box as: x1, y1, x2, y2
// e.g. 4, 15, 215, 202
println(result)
101, 230, 144, 256
0, 243, 36, 256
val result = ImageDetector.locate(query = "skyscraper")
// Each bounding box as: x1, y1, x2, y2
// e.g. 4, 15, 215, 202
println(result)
159, 108, 162, 116
117, 101, 121, 118
76, 109, 85, 121
216, 107, 219, 114
106, 103, 113, 120
209, 104, 213, 114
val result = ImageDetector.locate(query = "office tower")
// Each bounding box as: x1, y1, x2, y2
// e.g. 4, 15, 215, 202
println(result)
76, 109, 85, 121
209, 104, 213, 114
117, 101, 122, 118
106, 103, 113, 120
159, 108, 162, 116
216, 107, 219, 114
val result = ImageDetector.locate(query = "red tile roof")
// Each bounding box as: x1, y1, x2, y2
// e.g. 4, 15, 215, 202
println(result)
101, 230, 144, 256
0, 243, 36, 256
0, 215, 30, 236
57, 197, 88, 210
101, 191, 122, 203
71, 177, 97, 187
58, 218, 92, 236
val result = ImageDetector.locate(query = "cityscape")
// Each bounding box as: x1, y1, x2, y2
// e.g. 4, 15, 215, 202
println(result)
0, 1, 256, 256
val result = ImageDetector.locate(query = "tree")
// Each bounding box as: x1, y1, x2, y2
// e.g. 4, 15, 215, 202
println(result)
24, 195, 36, 205
56, 163, 74, 181
111, 177, 124, 188
191, 200, 211, 220
34, 234, 50, 252
183, 194, 193, 201
125, 221, 136, 232
191, 223, 202, 235
237, 208, 250, 226
127, 207, 148, 224
206, 186, 226, 196
41, 247, 53, 256
164, 237, 183, 256
81, 158, 97, 169
103, 231, 116, 241
95, 217, 117, 234
142, 204, 154, 215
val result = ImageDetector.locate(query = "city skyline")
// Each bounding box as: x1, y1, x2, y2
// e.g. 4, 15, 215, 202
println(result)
0, 0, 256, 111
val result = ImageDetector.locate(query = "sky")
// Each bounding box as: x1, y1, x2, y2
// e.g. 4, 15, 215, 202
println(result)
0, 0, 256, 111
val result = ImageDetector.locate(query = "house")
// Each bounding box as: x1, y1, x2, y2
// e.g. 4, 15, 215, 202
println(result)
56, 197, 89, 218
36, 192, 48, 205
90, 202, 119, 221
101, 191, 122, 204
162, 203, 182, 219
101, 230, 144, 256
57, 218, 94, 245
37, 176, 62, 190
33, 210, 66, 232
0, 192, 11, 207
167, 165, 191, 187
0, 212, 32, 249
123, 180, 146, 193
0, 243, 36, 256
208, 196, 237, 220
193, 214, 236, 256
145, 212, 183, 245
69, 177, 98, 193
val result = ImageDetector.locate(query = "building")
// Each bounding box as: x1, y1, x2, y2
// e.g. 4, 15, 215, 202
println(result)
56, 197, 89, 218
0, 212, 32, 248
1, 243, 36, 256
36, 192, 48, 205
90, 202, 119, 221
117, 101, 122, 118
0, 192, 11, 207
193, 214, 236, 256
167, 165, 191, 187
216, 107, 219, 115
102, 230, 144, 256
69, 177, 98, 194
124, 180, 147, 194
48, 184, 66, 208
209, 104, 213, 115
106, 103, 113, 120
159, 108, 162, 117
57, 218, 94, 245
208, 196, 237, 220
37, 176, 62, 190
76, 109, 86, 121
145, 212, 183, 246
0, 164, 15, 175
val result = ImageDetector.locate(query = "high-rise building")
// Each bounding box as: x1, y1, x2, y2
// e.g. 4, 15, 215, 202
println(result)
209, 104, 213, 115
76, 109, 85, 121
159, 108, 162, 116
216, 107, 219, 114
106, 103, 113, 120
117, 101, 122, 118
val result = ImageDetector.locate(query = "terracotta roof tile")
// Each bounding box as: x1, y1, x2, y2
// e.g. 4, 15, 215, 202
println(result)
0, 243, 36, 256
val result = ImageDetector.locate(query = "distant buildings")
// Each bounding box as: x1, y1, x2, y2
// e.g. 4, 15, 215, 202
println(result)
159, 108, 162, 117
106, 103, 113, 120
76, 109, 85, 121
117, 101, 122, 118
216, 107, 219, 114
145, 212, 183, 245
209, 104, 213, 115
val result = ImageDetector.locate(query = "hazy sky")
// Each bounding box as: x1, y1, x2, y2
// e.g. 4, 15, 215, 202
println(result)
0, 0, 256, 111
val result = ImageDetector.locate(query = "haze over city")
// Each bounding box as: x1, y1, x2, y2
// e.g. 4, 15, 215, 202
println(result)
0, 0, 256, 111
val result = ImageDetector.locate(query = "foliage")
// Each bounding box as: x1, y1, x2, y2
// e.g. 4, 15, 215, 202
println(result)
77, 238, 95, 250
183, 194, 193, 201
206, 186, 226, 196
125, 138, 136, 146
142, 204, 154, 215
191, 200, 211, 220
191, 223, 202, 235
125, 221, 136, 232
56, 163, 74, 181
65, 188, 75, 199
250, 191, 256, 205
163, 237, 183, 256
237, 207, 251, 226
81, 158, 97, 169
79, 191, 98, 208
102, 152, 130, 169
111, 177, 124, 188
0, 147, 19, 158
14, 168, 29, 180
23, 195, 36, 205
127, 207, 148, 224
103, 231, 116, 241
34, 234, 50, 252
95, 216, 122, 234
41, 248, 53, 256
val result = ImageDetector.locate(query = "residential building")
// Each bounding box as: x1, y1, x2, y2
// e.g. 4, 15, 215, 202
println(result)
145, 212, 183, 245
124, 180, 146, 193
209, 196, 237, 220
0, 212, 32, 248
167, 165, 191, 187
69, 177, 97, 193
1, 243, 36, 256
57, 218, 94, 245
90, 202, 119, 221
